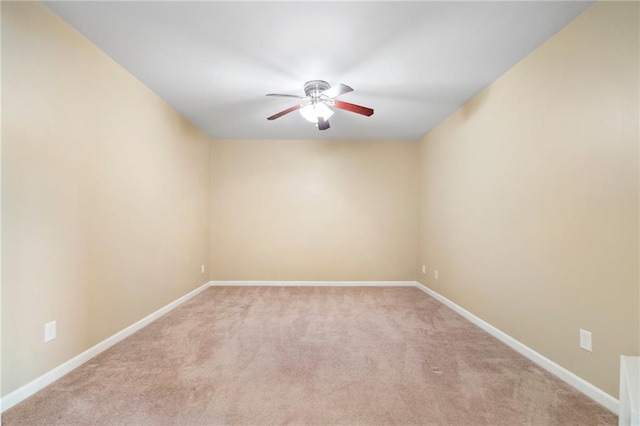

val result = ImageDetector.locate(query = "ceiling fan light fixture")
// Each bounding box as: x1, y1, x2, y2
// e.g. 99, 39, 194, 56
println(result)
266, 81, 372, 131
299, 102, 334, 123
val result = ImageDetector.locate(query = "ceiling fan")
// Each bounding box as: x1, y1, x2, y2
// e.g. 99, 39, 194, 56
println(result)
266, 80, 374, 131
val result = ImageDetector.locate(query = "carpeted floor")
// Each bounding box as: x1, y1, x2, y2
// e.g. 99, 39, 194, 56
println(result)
3, 286, 616, 425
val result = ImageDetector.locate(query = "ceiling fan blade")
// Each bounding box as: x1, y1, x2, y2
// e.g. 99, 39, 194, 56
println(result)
318, 117, 330, 131
266, 93, 304, 99
322, 84, 353, 99
333, 100, 374, 117
267, 104, 302, 120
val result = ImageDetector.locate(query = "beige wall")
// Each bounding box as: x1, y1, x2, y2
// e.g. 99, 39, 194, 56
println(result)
417, 1, 639, 397
210, 139, 418, 281
1, 2, 211, 396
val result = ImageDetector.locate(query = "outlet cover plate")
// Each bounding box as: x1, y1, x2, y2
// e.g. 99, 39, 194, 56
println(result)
580, 329, 592, 352
44, 321, 56, 342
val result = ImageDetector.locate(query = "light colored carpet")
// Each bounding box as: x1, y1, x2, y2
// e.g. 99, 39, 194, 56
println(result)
3, 286, 616, 425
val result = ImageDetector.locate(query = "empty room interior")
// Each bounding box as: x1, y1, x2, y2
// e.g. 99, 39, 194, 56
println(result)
1, 1, 639, 425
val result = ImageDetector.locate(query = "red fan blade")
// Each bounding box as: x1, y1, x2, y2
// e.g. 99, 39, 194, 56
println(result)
318, 117, 330, 131
266, 93, 305, 99
267, 104, 302, 120
333, 100, 374, 116
321, 84, 353, 99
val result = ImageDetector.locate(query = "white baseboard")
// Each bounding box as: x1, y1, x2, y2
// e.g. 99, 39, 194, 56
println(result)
413, 281, 619, 414
210, 280, 415, 287
0, 281, 211, 413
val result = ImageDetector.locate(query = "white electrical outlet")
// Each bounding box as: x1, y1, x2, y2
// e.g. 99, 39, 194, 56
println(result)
580, 329, 592, 352
201, 264, 205, 274
435, 270, 439, 280
422, 265, 426, 274
44, 321, 56, 343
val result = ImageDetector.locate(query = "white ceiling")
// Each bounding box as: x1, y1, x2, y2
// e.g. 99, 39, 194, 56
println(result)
45, 1, 593, 141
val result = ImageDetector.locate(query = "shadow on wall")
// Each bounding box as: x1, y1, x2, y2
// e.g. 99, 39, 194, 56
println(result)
458, 85, 492, 121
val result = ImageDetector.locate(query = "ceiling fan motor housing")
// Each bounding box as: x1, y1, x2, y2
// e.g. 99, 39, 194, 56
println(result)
304, 80, 331, 98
